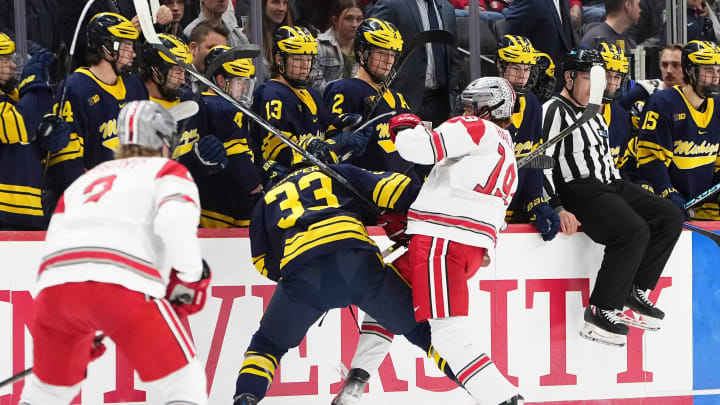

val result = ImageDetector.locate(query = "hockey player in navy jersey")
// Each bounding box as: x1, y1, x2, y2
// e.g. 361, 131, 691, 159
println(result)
137, 33, 228, 187
196, 45, 263, 227
0, 33, 58, 229
322, 18, 416, 176
251, 26, 329, 181
637, 40, 720, 220
496, 35, 562, 242
43, 13, 146, 200
596, 42, 633, 173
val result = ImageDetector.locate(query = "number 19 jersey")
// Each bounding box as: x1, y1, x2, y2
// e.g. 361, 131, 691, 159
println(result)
37, 157, 203, 299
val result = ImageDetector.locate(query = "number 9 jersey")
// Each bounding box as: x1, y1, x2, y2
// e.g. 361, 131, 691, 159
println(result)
250, 164, 420, 281
37, 157, 203, 299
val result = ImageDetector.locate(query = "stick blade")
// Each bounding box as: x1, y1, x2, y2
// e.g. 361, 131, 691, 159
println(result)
411, 29, 456, 47
588, 65, 606, 107
168, 100, 199, 122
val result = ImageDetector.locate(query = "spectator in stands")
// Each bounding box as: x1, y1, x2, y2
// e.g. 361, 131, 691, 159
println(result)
260, 0, 294, 83
659, 43, 684, 88
313, 0, 363, 92
183, 0, 249, 47
372, 0, 460, 127
688, 0, 717, 43
0, 0, 59, 54
189, 21, 229, 74
160, 0, 188, 41
580, 0, 641, 52
504, 0, 579, 91
449, 0, 505, 25
625, 0, 664, 46
571, 0, 607, 26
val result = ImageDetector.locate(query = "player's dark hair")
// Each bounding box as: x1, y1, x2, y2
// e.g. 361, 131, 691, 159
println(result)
604, 0, 630, 15
188, 20, 229, 45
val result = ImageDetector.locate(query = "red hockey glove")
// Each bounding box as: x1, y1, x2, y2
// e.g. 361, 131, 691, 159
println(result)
89, 334, 106, 362
165, 259, 212, 318
377, 212, 411, 245
388, 113, 422, 142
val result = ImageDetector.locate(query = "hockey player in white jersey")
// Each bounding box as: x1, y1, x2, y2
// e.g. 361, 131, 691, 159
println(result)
19, 100, 210, 405
333, 77, 523, 405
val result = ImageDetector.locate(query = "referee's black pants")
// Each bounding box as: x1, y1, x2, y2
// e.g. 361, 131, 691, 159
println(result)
557, 178, 684, 310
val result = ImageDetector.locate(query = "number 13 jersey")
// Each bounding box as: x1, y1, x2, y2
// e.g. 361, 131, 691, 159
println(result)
37, 157, 203, 299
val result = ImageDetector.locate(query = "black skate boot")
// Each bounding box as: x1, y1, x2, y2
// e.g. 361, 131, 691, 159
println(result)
499, 394, 524, 404
623, 285, 664, 331
233, 393, 259, 405
579, 305, 630, 347
331, 368, 370, 405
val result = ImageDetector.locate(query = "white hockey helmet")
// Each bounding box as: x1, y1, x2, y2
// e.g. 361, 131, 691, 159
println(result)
461, 77, 516, 120
117, 100, 177, 151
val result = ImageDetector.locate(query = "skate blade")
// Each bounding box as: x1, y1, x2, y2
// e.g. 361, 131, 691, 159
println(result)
619, 308, 661, 331
579, 323, 626, 347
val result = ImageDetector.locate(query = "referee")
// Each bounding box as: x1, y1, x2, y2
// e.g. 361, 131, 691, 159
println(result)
541, 47, 683, 347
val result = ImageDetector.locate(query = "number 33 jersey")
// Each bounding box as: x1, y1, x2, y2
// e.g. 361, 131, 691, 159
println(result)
394, 116, 518, 253
37, 157, 203, 299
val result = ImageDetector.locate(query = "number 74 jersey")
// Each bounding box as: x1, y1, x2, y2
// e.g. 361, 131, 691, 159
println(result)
37, 157, 203, 299
394, 116, 518, 253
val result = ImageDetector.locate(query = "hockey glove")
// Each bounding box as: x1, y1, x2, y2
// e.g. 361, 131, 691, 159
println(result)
330, 126, 374, 158
667, 192, 693, 220
19, 48, 53, 97
527, 199, 561, 241
195, 136, 228, 170
89, 334, 107, 362
166, 259, 212, 318
377, 212, 411, 245
326, 113, 363, 138
37, 114, 71, 153
388, 113, 422, 142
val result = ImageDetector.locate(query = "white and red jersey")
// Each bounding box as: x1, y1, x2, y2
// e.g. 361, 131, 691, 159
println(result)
37, 157, 203, 299
394, 115, 518, 252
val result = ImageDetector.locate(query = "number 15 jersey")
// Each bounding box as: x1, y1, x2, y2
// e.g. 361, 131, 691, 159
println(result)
37, 157, 203, 299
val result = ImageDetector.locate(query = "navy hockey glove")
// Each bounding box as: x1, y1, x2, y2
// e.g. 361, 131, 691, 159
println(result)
19, 48, 53, 97
667, 192, 692, 220
195, 136, 228, 170
262, 160, 290, 181
330, 126, 374, 158
527, 199, 561, 241
326, 113, 362, 138
37, 114, 71, 153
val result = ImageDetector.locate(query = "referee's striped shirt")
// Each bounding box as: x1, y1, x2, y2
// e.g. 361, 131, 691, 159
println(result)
541, 95, 620, 200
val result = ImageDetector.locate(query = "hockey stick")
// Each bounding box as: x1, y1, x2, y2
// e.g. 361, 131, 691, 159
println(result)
522, 154, 555, 169
683, 222, 720, 248
39, 0, 97, 208
168, 100, 199, 121
133, 0, 384, 216
517, 65, 606, 168
685, 182, 720, 210
333, 29, 456, 152
704, 1, 720, 44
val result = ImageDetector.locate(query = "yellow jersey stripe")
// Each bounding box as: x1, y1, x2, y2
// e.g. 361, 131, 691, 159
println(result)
0, 183, 42, 195
0, 202, 43, 216
200, 209, 250, 228
225, 139, 251, 156
246, 351, 278, 365
386, 175, 410, 209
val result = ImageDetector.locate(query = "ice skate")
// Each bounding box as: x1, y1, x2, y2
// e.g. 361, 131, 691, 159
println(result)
233, 393, 259, 405
331, 368, 370, 405
579, 305, 629, 347
623, 285, 664, 331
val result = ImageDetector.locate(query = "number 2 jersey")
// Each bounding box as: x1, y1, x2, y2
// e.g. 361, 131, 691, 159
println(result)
250, 164, 420, 281
394, 116, 518, 253
37, 157, 204, 299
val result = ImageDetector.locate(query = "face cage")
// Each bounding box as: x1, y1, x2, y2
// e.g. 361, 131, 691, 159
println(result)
499, 61, 538, 95
0, 53, 20, 93
279, 53, 316, 89
154, 65, 185, 101
361, 47, 398, 84
105, 39, 137, 77
602, 70, 627, 103
226, 76, 256, 106
688, 65, 720, 99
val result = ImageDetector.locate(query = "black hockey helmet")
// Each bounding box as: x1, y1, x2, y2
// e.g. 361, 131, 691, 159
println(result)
562, 47, 601, 74
87, 12, 139, 54
354, 18, 403, 83
139, 34, 192, 100
681, 40, 720, 98
272, 25, 317, 89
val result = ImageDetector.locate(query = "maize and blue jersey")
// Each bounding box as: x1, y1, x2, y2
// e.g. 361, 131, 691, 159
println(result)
250, 164, 419, 281
251, 79, 328, 169
637, 86, 720, 219
48, 70, 146, 192
196, 92, 262, 227
323, 77, 416, 175
0, 86, 53, 228
602, 101, 632, 172
506, 92, 545, 219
